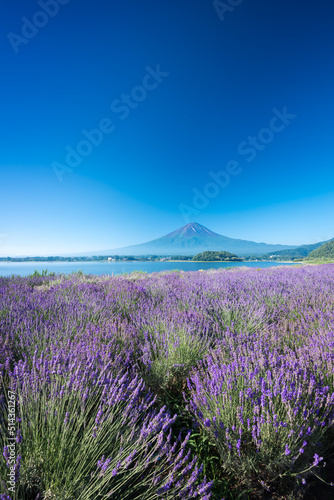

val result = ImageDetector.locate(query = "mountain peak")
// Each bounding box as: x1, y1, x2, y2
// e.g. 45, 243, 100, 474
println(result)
164, 222, 221, 239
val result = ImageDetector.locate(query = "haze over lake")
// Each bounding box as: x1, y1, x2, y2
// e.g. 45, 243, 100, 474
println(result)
0, 260, 296, 277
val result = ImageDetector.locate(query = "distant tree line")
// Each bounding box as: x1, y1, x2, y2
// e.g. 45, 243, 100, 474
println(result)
0, 255, 170, 263
0, 256, 109, 262
169, 256, 193, 261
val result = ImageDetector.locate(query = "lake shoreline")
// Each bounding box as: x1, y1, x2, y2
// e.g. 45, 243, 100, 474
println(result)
171, 260, 333, 266
0, 260, 299, 277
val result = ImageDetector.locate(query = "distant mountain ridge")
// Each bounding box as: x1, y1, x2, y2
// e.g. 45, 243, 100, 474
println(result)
85, 222, 297, 257
263, 239, 332, 259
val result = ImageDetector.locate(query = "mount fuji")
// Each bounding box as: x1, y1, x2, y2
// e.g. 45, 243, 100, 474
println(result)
85, 222, 296, 257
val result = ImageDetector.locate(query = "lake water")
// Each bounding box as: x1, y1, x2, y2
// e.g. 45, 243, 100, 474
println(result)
0, 260, 297, 277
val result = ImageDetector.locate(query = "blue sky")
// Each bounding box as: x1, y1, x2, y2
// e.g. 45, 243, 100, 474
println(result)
1, 0, 334, 255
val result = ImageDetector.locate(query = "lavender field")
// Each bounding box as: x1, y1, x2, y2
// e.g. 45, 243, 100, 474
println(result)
1, 265, 334, 499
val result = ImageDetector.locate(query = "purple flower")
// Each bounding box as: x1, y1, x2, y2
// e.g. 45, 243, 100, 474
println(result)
3, 446, 10, 467
313, 454, 323, 466
16, 429, 22, 444
97, 455, 105, 469
101, 458, 111, 475
111, 460, 121, 477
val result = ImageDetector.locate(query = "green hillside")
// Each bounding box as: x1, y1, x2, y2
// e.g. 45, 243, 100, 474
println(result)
192, 250, 242, 262
307, 240, 334, 260
264, 240, 330, 260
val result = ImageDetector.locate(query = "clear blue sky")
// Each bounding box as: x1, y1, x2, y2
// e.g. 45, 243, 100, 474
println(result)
1, 0, 334, 255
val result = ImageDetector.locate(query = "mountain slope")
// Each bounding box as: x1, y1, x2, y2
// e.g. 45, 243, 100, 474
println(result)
307, 240, 334, 259
88, 223, 296, 257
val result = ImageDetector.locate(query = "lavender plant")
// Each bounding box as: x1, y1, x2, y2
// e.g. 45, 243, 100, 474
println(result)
1, 344, 212, 499
186, 343, 334, 490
